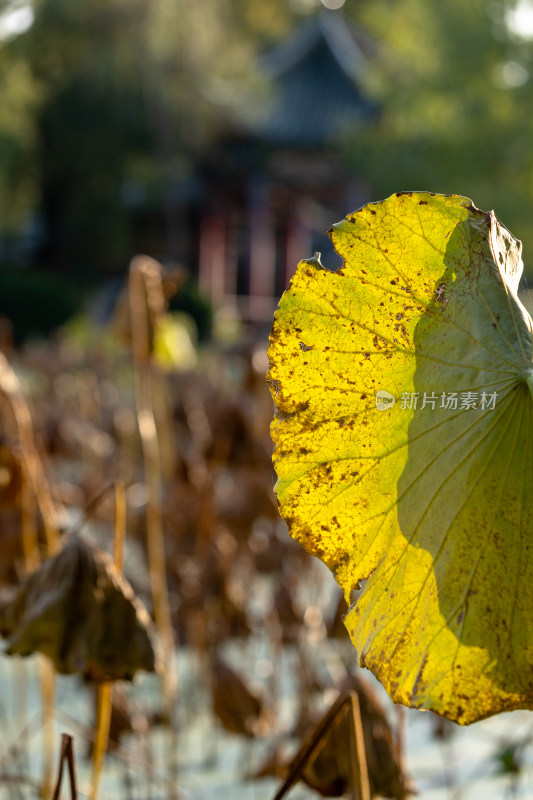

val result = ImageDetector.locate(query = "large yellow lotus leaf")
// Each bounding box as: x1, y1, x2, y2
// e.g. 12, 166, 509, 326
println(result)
268, 192, 533, 724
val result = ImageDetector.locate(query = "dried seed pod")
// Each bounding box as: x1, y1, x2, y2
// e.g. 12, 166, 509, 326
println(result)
0, 534, 159, 681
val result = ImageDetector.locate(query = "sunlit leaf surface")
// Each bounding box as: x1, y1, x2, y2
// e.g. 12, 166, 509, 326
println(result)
268, 192, 533, 724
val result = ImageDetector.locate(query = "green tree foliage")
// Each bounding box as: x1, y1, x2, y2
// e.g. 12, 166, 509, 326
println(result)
26, 0, 154, 274
2, 0, 533, 280
0, 0, 301, 277
344, 0, 533, 274
0, 5, 40, 232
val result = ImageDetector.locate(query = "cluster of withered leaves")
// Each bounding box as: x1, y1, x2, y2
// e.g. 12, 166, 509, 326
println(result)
0, 319, 412, 797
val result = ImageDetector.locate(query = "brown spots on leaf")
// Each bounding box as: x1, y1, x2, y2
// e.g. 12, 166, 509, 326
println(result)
276, 400, 309, 420
412, 655, 429, 697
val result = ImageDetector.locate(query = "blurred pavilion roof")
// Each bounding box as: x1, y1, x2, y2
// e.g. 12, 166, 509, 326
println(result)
239, 10, 378, 147
192, 10, 379, 324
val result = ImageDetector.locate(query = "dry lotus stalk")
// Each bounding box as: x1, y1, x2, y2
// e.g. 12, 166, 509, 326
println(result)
0, 351, 63, 554
129, 255, 177, 713
0, 535, 159, 681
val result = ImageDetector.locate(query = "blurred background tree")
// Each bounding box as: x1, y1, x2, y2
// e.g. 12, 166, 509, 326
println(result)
344, 0, 533, 274
0, 0, 298, 279
1, 0, 533, 340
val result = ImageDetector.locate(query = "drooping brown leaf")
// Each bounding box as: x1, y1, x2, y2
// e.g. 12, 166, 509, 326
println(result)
301, 676, 412, 799
211, 658, 265, 738
0, 534, 159, 681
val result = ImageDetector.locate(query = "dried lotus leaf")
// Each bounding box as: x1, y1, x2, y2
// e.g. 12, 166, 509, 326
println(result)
302, 676, 410, 799
0, 535, 159, 681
